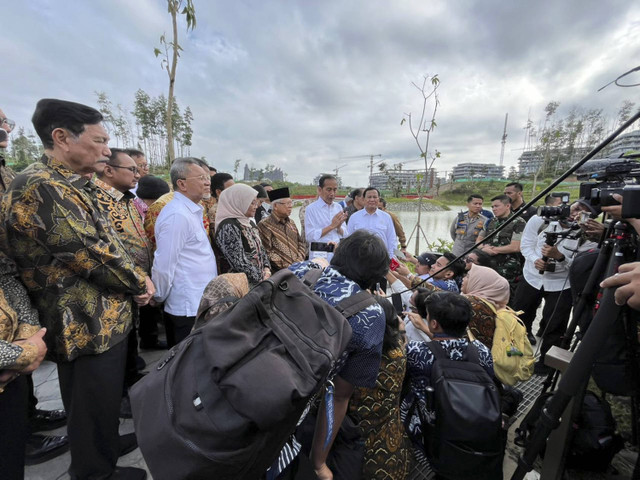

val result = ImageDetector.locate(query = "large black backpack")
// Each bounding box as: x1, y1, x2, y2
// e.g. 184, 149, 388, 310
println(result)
130, 268, 373, 480
422, 341, 504, 480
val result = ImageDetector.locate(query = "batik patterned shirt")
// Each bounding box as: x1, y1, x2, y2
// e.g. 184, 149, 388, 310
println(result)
257, 214, 307, 272
4, 155, 146, 361
94, 178, 152, 274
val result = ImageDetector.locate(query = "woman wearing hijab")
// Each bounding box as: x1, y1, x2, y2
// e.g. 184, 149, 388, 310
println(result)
193, 273, 250, 330
214, 184, 271, 286
407, 264, 510, 349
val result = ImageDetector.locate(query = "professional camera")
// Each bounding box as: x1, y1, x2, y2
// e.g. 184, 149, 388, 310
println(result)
537, 192, 571, 219
576, 153, 640, 218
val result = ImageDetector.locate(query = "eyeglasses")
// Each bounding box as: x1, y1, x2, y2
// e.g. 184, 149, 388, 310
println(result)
137, 163, 149, 169
179, 174, 208, 182
1, 118, 15, 130
464, 256, 476, 264
108, 164, 139, 174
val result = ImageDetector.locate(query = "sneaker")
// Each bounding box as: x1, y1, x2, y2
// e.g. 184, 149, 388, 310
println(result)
527, 333, 537, 346
109, 466, 147, 479
533, 361, 552, 375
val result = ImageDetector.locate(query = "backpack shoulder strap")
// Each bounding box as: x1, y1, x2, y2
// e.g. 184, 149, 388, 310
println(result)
334, 290, 376, 319
302, 268, 323, 288
426, 340, 448, 360
464, 341, 480, 364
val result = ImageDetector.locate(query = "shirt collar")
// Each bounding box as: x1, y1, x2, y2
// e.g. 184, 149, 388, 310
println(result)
43, 154, 92, 190
174, 191, 204, 213
93, 177, 133, 202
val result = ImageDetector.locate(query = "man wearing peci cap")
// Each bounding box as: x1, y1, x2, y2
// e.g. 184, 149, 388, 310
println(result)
257, 187, 307, 272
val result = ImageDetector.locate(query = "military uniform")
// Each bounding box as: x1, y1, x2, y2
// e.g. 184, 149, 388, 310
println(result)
450, 211, 489, 257
483, 213, 526, 295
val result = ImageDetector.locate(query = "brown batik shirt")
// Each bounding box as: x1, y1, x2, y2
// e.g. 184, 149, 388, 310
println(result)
4, 155, 146, 362
257, 213, 307, 272
94, 178, 152, 275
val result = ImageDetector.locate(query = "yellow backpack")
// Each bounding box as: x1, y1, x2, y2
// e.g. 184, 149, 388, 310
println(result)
479, 299, 535, 386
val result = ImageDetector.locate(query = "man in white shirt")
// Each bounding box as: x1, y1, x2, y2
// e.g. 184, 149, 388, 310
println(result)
304, 174, 347, 261
512, 194, 583, 374
345, 187, 397, 259
152, 158, 217, 346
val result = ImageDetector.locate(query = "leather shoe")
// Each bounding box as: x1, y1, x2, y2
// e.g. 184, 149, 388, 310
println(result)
527, 333, 537, 346
109, 466, 147, 479
25, 434, 69, 465
119, 432, 139, 456
29, 408, 67, 432
139, 339, 168, 350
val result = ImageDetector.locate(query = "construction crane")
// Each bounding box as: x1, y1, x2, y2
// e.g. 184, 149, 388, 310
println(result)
499, 113, 508, 167
333, 164, 348, 177
339, 154, 382, 183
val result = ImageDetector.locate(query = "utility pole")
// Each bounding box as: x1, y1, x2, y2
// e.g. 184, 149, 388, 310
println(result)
499, 113, 508, 167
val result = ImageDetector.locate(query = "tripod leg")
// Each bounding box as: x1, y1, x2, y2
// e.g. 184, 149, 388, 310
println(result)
511, 236, 627, 480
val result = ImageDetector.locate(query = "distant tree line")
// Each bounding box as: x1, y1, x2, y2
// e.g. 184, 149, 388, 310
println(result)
6, 89, 195, 172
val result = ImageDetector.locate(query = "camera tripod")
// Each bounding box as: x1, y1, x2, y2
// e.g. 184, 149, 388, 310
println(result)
512, 221, 640, 479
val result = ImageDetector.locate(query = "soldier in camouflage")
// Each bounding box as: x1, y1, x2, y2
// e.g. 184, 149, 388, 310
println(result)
476, 194, 526, 300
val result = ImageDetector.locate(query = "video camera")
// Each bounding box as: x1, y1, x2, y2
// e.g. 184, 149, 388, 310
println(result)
537, 192, 571, 220
575, 153, 640, 218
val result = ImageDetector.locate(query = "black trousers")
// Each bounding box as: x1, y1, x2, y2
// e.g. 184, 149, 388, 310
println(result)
0, 375, 29, 480
58, 339, 127, 480
163, 312, 195, 347
138, 303, 163, 344
512, 277, 573, 359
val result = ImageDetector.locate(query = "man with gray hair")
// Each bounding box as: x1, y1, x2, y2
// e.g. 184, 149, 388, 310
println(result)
152, 158, 217, 346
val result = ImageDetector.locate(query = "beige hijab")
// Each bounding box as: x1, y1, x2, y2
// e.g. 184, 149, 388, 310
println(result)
194, 273, 250, 330
462, 264, 510, 309
214, 184, 258, 231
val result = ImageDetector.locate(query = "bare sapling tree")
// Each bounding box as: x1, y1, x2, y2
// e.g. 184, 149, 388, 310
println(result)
155, 0, 196, 167
401, 74, 440, 254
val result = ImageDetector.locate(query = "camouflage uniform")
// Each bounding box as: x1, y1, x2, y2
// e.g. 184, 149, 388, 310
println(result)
483, 213, 526, 295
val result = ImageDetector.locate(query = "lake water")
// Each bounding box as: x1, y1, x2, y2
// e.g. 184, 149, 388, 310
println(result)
290, 205, 465, 252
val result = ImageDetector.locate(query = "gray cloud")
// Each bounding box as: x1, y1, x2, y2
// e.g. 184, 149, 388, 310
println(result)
2, 0, 639, 186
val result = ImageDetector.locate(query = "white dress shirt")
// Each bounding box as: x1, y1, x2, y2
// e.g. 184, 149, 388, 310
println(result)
304, 198, 345, 260
520, 215, 579, 292
345, 207, 397, 258
152, 192, 217, 316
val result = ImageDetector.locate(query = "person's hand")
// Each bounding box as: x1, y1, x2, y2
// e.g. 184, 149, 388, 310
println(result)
582, 219, 605, 239
263, 268, 272, 279
541, 245, 562, 260
149, 298, 159, 307
310, 257, 330, 268
600, 262, 640, 310
395, 263, 410, 277
483, 246, 497, 256
330, 211, 348, 230
314, 463, 333, 480
404, 251, 418, 265
601, 193, 623, 220
134, 276, 155, 306
534, 258, 547, 272
404, 311, 431, 337
14, 328, 47, 374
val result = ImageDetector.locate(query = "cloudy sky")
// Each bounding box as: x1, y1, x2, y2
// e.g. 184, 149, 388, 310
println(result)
2, 0, 639, 186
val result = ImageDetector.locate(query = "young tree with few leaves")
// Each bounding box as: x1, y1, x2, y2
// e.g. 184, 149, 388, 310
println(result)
155, 0, 196, 166
401, 74, 440, 253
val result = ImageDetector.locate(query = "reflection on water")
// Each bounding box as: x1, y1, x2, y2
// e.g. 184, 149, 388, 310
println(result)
290, 205, 465, 251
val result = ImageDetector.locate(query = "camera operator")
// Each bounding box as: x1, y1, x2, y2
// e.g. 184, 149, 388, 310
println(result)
600, 193, 640, 310
512, 194, 595, 375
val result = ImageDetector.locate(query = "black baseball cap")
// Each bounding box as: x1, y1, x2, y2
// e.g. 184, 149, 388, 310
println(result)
417, 252, 439, 266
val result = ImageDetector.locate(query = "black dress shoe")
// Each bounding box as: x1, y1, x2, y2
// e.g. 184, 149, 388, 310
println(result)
29, 408, 67, 432
109, 466, 147, 479
119, 432, 139, 456
25, 434, 69, 465
139, 339, 168, 350
527, 333, 537, 346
